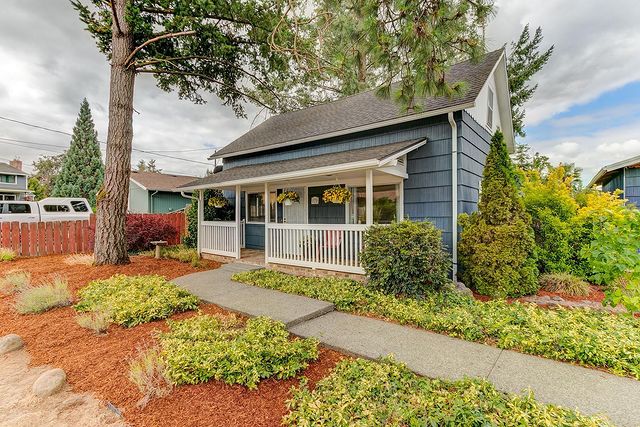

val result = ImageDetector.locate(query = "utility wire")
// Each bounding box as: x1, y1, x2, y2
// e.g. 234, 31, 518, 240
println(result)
0, 115, 215, 165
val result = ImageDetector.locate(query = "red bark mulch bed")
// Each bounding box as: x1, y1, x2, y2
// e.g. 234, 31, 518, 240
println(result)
0, 254, 345, 427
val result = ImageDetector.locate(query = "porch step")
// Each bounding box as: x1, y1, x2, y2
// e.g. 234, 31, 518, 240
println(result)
172, 264, 335, 327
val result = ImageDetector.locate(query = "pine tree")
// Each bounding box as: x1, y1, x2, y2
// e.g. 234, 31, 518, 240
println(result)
507, 25, 554, 137
52, 99, 104, 207
458, 130, 538, 298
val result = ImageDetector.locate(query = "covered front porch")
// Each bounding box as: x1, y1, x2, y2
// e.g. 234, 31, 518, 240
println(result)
190, 139, 425, 274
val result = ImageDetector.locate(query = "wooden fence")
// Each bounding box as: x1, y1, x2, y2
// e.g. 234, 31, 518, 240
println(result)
0, 211, 186, 257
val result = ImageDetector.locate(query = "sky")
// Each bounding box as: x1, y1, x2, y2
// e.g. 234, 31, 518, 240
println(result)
0, 1, 639, 182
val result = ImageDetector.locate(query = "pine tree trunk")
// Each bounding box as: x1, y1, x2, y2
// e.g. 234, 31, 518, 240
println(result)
94, 0, 135, 265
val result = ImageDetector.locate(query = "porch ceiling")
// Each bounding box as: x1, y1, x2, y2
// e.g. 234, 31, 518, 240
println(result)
180, 138, 426, 190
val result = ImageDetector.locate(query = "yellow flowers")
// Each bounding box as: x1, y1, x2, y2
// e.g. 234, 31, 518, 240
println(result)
322, 186, 352, 204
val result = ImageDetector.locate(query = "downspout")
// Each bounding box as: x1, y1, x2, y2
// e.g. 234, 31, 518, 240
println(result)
180, 191, 193, 200
150, 190, 158, 213
448, 112, 458, 279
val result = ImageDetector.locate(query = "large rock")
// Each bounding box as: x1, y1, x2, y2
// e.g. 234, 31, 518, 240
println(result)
454, 281, 473, 297
32, 368, 66, 397
0, 334, 24, 354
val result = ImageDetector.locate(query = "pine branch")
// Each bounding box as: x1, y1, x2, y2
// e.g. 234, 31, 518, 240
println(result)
125, 31, 197, 66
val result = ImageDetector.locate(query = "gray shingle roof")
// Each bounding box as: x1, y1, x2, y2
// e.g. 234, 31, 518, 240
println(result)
213, 49, 504, 159
181, 139, 425, 189
130, 171, 199, 192
0, 162, 27, 176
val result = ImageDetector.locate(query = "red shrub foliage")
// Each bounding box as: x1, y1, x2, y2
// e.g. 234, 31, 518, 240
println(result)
126, 214, 178, 251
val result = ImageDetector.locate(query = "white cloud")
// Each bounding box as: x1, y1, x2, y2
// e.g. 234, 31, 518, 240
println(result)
486, 0, 640, 126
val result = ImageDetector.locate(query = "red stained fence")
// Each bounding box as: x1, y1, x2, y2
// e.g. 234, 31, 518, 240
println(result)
0, 212, 186, 257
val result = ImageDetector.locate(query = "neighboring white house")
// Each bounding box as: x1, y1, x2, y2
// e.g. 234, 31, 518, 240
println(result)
0, 160, 29, 201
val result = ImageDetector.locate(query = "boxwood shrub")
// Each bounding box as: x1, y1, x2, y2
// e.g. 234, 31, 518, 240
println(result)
75, 274, 199, 327
159, 314, 319, 388
284, 357, 611, 426
233, 269, 640, 379
361, 221, 451, 297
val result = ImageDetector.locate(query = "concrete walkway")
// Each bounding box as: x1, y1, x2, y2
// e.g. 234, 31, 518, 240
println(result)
174, 264, 640, 427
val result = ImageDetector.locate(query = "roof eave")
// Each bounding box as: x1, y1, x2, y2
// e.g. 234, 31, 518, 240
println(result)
209, 103, 473, 160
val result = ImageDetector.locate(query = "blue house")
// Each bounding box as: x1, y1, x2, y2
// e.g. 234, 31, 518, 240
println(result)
181, 49, 514, 276
128, 171, 196, 213
588, 155, 640, 206
0, 160, 29, 201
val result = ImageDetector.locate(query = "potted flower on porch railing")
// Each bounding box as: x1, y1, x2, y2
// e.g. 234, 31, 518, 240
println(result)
323, 186, 352, 204
277, 190, 300, 206
207, 195, 228, 208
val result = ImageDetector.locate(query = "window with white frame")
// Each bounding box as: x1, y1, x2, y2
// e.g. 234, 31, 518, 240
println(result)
0, 174, 16, 184
487, 87, 494, 129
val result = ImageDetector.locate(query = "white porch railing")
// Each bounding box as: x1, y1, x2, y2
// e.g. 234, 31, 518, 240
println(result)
201, 221, 238, 257
266, 223, 367, 274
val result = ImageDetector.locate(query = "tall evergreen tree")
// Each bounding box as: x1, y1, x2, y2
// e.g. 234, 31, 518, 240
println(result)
458, 130, 538, 298
52, 98, 104, 206
507, 25, 554, 137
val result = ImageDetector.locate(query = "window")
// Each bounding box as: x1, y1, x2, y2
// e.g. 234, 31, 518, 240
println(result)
43, 204, 70, 212
487, 87, 494, 129
0, 194, 16, 201
247, 192, 276, 222
0, 174, 16, 184
70, 200, 89, 212
6, 203, 31, 214
351, 185, 398, 224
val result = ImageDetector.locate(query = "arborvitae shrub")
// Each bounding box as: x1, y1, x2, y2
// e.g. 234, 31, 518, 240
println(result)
458, 130, 538, 298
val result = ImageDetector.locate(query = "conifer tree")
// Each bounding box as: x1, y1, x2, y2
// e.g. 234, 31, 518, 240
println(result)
458, 130, 538, 298
52, 98, 104, 206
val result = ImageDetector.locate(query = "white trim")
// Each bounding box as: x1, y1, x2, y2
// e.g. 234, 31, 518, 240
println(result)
448, 112, 458, 278
365, 169, 373, 226
235, 185, 241, 259
129, 178, 149, 191
197, 190, 203, 254
211, 108, 471, 160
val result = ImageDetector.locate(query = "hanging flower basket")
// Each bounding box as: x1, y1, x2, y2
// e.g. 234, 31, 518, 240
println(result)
277, 190, 300, 206
322, 186, 352, 204
207, 196, 228, 208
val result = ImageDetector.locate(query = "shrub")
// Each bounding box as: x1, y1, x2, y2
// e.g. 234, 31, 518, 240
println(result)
15, 278, 72, 314
75, 275, 199, 327
126, 214, 177, 252
539, 273, 590, 297
76, 308, 111, 334
284, 357, 611, 427
361, 221, 451, 296
0, 247, 16, 262
128, 346, 172, 407
64, 253, 94, 266
144, 245, 202, 267
159, 314, 319, 389
0, 270, 31, 294
604, 274, 640, 316
234, 269, 640, 379
531, 209, 573, 273
458, 130, 538, 298
581, 210, 640, 285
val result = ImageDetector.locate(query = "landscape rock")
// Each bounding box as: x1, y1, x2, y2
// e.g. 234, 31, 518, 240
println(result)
0, 334, 24, 354
454, 282, 473, 297
32, 368, 66, 397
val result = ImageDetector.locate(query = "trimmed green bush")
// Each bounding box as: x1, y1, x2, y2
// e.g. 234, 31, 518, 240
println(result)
539, 273, 590, 297
15, 278, 72, 314
75, 275, 199, 327
459, 130, 538, 297
159, 314, 319, 389
284, 357, 611, 426
0, 247, 16, 262
234, 269, 640, 379
144, 245, 202, 267
361, 221, 451, 296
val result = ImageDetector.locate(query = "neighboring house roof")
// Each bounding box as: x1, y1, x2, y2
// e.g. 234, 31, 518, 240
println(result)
588, 154, 640, 188
130, 171, 199, 192
212, 49, 508, 160
0, 162, 27, 176
181, 138, 426, 190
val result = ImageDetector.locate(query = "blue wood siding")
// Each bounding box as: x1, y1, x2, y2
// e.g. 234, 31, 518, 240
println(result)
308, 186, 346, 224
624, 168, 640, 206
457, 110, 491, 216
245, 223, 265, 249
602, 170, 624, 194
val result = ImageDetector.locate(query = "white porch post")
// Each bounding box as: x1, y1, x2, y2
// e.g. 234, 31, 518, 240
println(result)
264, 182, 270, 258
397, 180, 404, 221
197, 189, 203, 255
235, 185, 241, 259
365, 169, 373, 226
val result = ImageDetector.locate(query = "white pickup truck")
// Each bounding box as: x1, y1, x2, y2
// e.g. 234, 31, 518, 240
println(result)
0, 198, 93, 223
